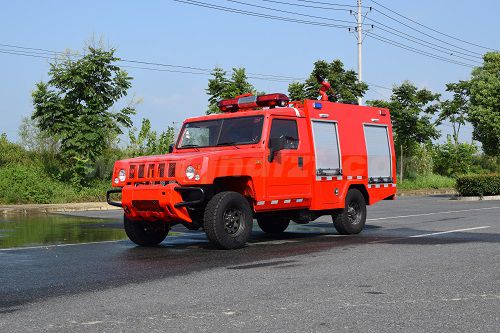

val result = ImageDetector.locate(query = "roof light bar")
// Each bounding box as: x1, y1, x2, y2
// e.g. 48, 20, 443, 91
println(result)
218, 93, 289, 112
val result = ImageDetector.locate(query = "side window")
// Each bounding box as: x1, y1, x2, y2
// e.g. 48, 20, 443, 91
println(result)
269, 119, 299, 150
364, 125, 392, 181
311, 121, 341, 176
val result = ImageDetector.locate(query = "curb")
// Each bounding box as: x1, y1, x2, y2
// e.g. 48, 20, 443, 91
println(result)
451, 195, 500, 201
0, 202, 120, 216
397, 189, 457, 197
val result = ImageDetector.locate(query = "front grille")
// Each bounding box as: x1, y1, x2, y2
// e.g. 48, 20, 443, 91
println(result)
132, 200, 163, 212
168, 163, 176, 177
138, 164, 145, 178
127, 162, 175, 184
158, 163, 165, 178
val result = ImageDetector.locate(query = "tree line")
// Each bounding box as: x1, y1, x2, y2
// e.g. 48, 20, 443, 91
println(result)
207, 56, 500, 180
0, 42, 498, 203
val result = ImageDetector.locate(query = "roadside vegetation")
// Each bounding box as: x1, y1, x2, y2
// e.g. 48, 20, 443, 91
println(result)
0, 41, 499, 204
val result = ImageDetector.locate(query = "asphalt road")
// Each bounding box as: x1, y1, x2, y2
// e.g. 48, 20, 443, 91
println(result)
0, 196, 499, 332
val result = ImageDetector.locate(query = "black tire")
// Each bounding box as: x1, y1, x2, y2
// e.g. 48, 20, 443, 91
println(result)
124, 215, 169, 246
203, 191, 253, 249
333, 189, 367, 235
257, 217, 290, 234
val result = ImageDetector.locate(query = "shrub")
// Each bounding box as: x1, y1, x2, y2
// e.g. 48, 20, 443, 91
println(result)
0, 164, 74, 204
404, 144, 434, 178
0, 134, 31, 167
433, 139, 478, 177
455, 174, 500, 196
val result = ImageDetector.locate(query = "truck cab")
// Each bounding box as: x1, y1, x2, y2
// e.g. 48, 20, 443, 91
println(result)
108, 92, 396, 249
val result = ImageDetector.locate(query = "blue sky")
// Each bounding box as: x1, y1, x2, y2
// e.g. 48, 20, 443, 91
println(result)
1, 0, 498, 143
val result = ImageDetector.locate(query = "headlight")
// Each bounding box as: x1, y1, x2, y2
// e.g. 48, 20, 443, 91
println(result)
185, 166, 196, 180
118, 169, 126, 182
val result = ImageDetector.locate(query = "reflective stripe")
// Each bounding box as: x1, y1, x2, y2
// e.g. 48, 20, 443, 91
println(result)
296, 198, 304, 203
357, 176, 363, 180
284, 199, 291, 204
271, 200, 279, 205
347, 176, 353, 180
257, 201, 265, 206
337, 176, 343, 180
384, 184, 389, 188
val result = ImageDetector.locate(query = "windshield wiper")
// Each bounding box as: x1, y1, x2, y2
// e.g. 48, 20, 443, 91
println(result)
216, 141, 241, 148
179, 144, 201, 151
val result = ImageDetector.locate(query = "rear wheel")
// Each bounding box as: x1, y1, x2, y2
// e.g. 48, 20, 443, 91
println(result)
203, 191, 253, 249
257, 217, 290, 234
124, 215, 169, 246
333, 189, 366, 235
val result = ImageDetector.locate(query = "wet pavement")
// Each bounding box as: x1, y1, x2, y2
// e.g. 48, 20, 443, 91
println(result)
0, 196, 499, 332
0, 214, 125, 249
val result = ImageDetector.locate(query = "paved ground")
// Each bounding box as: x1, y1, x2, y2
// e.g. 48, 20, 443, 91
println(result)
0, 196, 499, 332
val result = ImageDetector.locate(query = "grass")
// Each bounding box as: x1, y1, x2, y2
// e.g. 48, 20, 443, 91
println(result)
398, 174, 456, 191
0, 164, 110, 204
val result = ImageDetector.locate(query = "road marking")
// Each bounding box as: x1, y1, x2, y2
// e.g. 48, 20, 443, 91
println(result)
0, 240, 124, 252
409, 226, 490, 238
368, 206, 500, 222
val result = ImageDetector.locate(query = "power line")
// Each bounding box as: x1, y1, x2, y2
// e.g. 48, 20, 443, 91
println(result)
259, 0, 352, 11
367, 11, 484, 57
0, 42, 395, 94
176, 0, 481, 68
223, 0, 362, 25
370, 0, 496, 51
366, 33, 475, 68
295, 0, 367, 9
173, 0, 354, 29
366, 18, 483, 61
368, 31, 479, 65
266, 0, 485, 58
0, 43, 305, 81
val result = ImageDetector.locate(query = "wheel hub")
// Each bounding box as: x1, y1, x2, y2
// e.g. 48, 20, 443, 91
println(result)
347, 202, 361, 225
223, 208, 243, 236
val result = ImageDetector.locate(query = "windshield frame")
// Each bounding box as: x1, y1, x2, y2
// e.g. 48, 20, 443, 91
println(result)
176, 115, 265, 149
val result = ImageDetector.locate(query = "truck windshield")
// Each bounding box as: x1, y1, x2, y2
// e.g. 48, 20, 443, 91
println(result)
177, 115, 264, 148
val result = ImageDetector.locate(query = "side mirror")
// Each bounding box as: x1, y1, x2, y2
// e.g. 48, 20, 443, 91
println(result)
168, 144, 174, 153
268, 137, 286, 162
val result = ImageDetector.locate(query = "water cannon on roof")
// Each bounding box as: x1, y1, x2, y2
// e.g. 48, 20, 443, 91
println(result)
315, 74, 332, 102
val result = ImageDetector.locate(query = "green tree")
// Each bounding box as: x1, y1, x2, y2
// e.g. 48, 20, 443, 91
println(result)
438, 81, 470, 146
368, 81, 441, 180
288, 59, 368, 102
31, 46, 135, 184
206, 67, 256, 114
468, 52, 500, 156
127, 118, 176, 156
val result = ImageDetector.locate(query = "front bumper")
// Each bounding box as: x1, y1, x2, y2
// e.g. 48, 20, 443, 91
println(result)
106, 184, 205, 223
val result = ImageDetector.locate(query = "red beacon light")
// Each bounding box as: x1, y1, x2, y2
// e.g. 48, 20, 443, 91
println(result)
218, 93, 289, 112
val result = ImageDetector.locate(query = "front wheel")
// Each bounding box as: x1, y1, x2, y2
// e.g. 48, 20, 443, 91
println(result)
333, 189, 367, 235
203, 191, 253, 249
257, 217, 290, 234
124, 215, 169, 246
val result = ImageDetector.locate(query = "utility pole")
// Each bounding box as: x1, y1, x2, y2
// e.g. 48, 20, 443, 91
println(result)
356, 0, 363, 105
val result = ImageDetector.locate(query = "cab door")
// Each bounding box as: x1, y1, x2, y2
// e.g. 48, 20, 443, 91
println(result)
265, 117, 312, 202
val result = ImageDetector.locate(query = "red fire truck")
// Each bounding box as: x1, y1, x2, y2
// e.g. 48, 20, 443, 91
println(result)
108, 80, 397, 249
